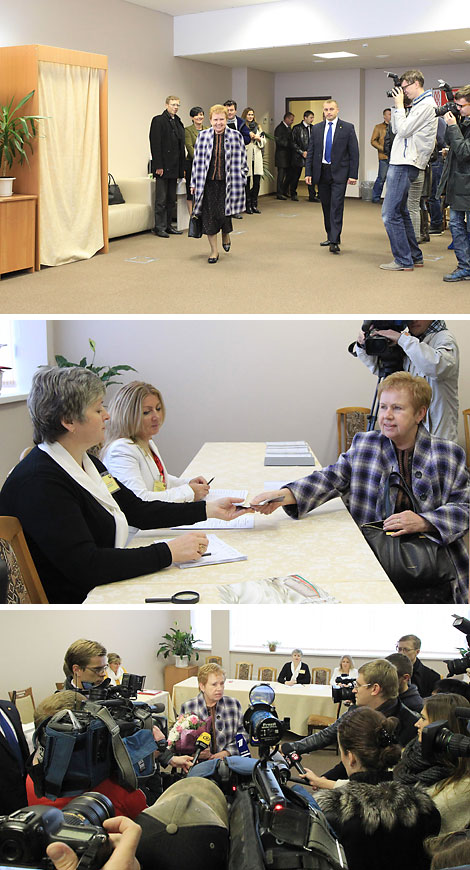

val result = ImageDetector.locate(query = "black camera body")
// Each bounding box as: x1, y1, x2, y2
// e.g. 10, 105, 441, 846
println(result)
435, 80, 460, 119
385, 71, 401, 98
332, 675, 356, 705
360, 319, 406, 378
0, 794, 113, 870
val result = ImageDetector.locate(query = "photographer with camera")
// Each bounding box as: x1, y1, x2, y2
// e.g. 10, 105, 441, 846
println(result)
439, 84, 470, 282
355, 319, 459, 442
62, 639, 109, 694
380, 69, 437, 271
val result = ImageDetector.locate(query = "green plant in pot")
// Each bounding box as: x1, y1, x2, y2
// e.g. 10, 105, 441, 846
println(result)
0, 90, 44, 197
55, 338, 136, 387
157, 622, 201, 668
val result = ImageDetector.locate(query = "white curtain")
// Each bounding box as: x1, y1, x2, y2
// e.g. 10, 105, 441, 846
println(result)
38, 61, 103, 266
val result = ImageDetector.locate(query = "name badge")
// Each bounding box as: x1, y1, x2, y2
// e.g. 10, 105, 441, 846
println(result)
153, 480, 166, 492
101, 472, 120, 494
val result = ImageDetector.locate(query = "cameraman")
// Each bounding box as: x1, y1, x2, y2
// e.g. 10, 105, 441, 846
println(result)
381, 69, 437, 271
355, 320, 459, 441
62, 639, 108, 694
439, 84, 470, 282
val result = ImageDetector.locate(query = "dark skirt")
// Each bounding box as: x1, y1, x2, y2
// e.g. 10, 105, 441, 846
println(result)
201, 179, 233, 236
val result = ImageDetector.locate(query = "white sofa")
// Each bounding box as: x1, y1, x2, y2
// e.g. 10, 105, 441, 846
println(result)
108, 176, 189, 238
108, 177, 155, 239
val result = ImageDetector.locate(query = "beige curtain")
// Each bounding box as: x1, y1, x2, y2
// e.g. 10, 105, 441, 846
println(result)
38, 61, 103, 266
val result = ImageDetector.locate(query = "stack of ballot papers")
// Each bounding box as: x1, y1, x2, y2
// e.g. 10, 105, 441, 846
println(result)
264, 441, 316, 466
173, 534, 247, 568
172, 489, 254, 530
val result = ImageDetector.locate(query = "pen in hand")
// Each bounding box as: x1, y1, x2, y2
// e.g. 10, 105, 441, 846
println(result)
207, 477, 215, 485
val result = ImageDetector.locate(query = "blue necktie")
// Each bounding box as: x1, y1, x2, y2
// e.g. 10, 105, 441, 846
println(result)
324, 121, 333, 163
0, 708, 24, 771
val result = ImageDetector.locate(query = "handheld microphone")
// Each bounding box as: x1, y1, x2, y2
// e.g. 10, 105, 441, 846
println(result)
192, 731, 212, 764
281, 741, 307, 775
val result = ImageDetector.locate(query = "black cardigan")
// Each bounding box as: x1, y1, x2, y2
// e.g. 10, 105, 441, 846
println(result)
0, 447, 206, 603
278, 661, 311, 684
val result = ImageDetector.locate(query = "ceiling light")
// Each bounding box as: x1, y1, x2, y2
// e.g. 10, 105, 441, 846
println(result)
313, 59, 325, 63
376, 54, 389, 58
449, 48, 465, 52
312, 51, 358, 59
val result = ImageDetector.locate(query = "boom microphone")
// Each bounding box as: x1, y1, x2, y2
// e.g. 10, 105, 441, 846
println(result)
192, 731, 212, 764
281, 742, 307, 776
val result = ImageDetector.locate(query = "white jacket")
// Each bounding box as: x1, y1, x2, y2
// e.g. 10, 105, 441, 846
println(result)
102, 438, 194, 503
356, 326, 459, 442
390, 90, 437, 169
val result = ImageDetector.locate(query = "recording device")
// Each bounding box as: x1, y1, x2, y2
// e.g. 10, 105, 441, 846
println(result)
243, 685, 289, 812
443, 613, 470, 677
281, 742, 307, 776
0, 794, 113, 870
192, 731, 212, 764
349, 319, 407, 431
331, 675, 356, 705
385, 71, 401, 98
421, 707, 470, 762
434, 80, 460, 118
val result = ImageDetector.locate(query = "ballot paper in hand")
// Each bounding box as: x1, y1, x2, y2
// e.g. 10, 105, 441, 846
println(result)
169, 533, 247, 568
172, 489, 254, 530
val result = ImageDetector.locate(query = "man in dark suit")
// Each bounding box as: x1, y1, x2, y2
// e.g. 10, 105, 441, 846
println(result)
274, 112, 295, 200
149, 95, 186, 238
0, 698, 29, 814
305, 99, 359, 253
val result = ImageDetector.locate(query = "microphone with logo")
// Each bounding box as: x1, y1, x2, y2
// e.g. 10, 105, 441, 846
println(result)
192, 731, 212, 764
281, 742, 307, 777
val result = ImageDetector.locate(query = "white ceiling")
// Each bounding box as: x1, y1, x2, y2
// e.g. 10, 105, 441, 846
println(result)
122, 0, 470, 73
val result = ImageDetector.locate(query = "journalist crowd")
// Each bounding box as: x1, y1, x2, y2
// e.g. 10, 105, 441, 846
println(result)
146, 70, 470, 280
4, 633, 470, 870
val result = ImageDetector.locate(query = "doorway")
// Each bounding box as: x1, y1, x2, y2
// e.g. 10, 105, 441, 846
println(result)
286, 97, 330, 187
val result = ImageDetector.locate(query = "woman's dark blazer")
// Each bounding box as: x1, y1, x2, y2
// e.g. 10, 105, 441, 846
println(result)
0, 447, 206, 604
278, 662, 311, 684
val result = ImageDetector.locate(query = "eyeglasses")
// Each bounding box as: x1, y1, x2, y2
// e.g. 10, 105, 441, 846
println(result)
395, 645, 415, 653
353, 681, 371, 689
85, 665, 108, 674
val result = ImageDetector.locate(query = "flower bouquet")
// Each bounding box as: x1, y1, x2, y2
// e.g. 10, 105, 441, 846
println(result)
167, 712, 212, 754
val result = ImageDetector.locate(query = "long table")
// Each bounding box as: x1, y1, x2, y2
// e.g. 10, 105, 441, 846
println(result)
172, 676, 337, 736
85, 442, 401, 604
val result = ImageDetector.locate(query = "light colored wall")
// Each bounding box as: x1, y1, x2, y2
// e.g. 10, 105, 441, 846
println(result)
0, 400, 31, 484
45, 319, 470, 481
3, 0, 232, 176
247, 66, 275, 193
0, 609, 191, 704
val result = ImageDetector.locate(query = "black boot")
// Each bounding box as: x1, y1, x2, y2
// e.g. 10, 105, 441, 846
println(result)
245, 188, 253, 214
252, 196, 261, 214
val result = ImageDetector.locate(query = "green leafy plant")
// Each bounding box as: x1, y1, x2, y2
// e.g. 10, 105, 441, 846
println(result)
55, 338, 136, 387
266, 639, 280, 652
157, 622, 201, 661
0, 90, 44, 177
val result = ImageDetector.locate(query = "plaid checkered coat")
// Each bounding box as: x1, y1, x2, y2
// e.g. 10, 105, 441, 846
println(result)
179, 693, 247, 755
191, 127, 248, 217
285, 425, 469, 603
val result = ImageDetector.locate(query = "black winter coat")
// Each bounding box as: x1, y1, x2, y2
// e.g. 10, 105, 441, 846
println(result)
274, 122, 293, 168
316, 779, 440, 870
291, 122, 311, 167
438, 117, 470, 210
149, 110, 185, 178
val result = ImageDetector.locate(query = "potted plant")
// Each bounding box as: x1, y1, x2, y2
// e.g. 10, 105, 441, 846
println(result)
266, 640, 280, 653
54, 338, 136, 386
157, 622, 201, 668
0, 90, 44, 197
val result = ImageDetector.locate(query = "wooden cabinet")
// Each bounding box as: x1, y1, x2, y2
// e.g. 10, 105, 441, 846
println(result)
0, 195, 37, 277
164, 664, 199, 697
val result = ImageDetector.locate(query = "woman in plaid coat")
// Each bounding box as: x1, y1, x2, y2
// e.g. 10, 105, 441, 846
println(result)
191, 104, 248, 263
251, 372, 469, 604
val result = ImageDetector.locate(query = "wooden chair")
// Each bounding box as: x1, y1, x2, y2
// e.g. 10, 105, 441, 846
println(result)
257, 666, 277, 682
463, 408, 470, 468
0, 516, 49, 604
8, 686, 36, 724
0, 555, 8, 604
306, 707, 340, 753
336, 407, 370, 457
312, 667, 331, 685
205, 655, 223, 665
235, 662, 253, 680
55, 682, 65, 691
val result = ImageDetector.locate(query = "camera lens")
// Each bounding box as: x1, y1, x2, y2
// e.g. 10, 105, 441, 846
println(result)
0, 835, 26, 863
62, 792, 114, 828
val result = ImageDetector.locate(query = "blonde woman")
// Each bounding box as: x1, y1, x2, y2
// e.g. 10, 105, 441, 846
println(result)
330, 655, 359, 686
102, 381, 209, 503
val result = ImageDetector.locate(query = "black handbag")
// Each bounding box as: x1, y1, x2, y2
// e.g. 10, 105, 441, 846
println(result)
108, 173, 125, 206
188, 212, 202, 239
361, 470, 456, 604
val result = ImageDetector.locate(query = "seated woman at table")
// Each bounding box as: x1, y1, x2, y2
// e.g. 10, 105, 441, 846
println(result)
106, 652, 127, 685
278, 649, 311, 685
299, 706, 440, 870
0, 367, 249, 604
102, 381, 209, 503
251, 371, 469, 605
330, 655, 358, 686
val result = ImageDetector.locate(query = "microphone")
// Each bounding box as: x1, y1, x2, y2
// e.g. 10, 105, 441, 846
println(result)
192, 731, 212, 764
281, 741, 307, 776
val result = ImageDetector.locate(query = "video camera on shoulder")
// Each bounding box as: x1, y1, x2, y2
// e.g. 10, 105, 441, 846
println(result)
0, 793, 113, 870
443, 614, 470, 677
332, 675, 356, 705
